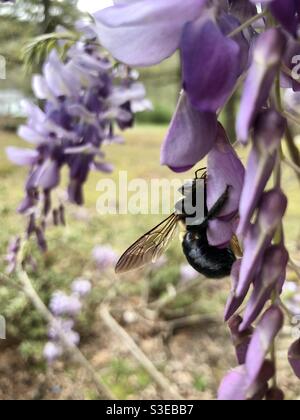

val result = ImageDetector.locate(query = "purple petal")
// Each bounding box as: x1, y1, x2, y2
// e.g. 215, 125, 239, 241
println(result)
246, 306, 284, 383
18, 125, 45, 145
36, 160, 60, 190
228, 315, 254, 365
160, 93, 217, 172
207, 218, 235, 247
218, 361, 273, 401
288, 339, 300, 379
240, 245, 289, 331
6, 147, 39, 166
218, 13, 250, 75
181, 19, 240, 112
94, 0, 206, 66
246, 359, 275, 399
224, 260, 249, 321
269, 0, 298, 36
236, 29, 286, 143
238, 110, 286, 236
236, 189, 288, 297
218, 365, 249, 400
207, 123, 245, 218
257, 189, 288, 234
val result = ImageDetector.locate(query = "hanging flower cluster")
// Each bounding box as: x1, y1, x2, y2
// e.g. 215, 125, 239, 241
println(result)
94, 0, 300, 399
6, 25, 150, 253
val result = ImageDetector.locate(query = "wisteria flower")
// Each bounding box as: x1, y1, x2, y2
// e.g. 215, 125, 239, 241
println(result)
49, 292, 82, 317
92, 245, 118, 269
7, 25, 149, 253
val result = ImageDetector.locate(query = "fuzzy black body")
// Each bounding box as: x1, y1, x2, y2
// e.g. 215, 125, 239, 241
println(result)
180, 176, 236, 279
182, 230, 236, 279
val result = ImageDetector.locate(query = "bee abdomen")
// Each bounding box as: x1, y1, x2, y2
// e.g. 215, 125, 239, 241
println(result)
182, 232, 236, 279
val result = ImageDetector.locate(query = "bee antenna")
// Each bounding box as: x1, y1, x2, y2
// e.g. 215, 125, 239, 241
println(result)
195, 167, 207, 179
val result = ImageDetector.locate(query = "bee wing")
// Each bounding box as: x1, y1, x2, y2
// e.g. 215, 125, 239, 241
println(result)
230, 235, 243, 258
115, 214, 180, 274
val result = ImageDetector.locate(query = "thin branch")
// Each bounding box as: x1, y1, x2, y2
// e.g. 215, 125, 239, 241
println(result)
289, 259, 300, 280
278, 300, 294, 324
100, 305, 184, 400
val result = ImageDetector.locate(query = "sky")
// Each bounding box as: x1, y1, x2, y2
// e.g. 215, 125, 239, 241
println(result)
78, 0, 113, 14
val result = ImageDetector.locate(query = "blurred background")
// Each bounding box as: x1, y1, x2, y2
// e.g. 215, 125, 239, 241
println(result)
0, 0, 299, 400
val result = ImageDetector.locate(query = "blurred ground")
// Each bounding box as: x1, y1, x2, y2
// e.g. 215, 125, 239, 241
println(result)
0, 126, 299, 400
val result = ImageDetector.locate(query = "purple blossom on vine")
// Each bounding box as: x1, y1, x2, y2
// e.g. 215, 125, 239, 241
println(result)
6, 24, 150, 254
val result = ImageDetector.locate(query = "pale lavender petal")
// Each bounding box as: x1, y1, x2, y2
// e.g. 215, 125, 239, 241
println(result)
6, 147, 39, 166
32, 74, 54, 100
43, 342, 62, 364
71, 278, 92, 297
18, 125, 45, 145
50, 291, 82, 317
217, 13, 250, 75
94, 0, 206, 66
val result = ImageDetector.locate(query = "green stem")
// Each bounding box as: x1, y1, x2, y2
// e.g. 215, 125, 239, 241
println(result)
228, 11, 268, 38
285, 125, 300, 183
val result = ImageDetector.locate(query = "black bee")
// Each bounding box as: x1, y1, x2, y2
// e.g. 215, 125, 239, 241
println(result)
115, 169, 241, 278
